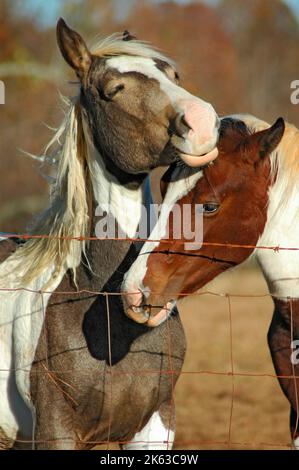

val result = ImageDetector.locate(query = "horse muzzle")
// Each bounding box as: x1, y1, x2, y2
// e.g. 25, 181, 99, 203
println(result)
172, 101, 220, 167
122, 288, 176, 327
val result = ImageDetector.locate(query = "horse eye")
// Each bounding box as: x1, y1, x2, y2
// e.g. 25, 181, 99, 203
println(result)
203, 202, 220, 214
174, 71, 180, 83
106, 84, 125, 100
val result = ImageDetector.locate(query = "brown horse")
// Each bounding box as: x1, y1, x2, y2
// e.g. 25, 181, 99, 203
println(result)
0, 19, 220, 450
122, 114, 299, 445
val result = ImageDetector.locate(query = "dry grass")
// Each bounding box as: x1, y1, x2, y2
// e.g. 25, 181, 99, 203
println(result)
174, 263, 291, 450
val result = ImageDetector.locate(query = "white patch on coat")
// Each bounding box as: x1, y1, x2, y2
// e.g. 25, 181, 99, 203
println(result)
83, 117, 147, 239
123, 411, 174, 450
293, 436, 299, 449
227, 113, 299, 300
256, 153, 299, 298
89, 157, 143, 239
0, 256, 65, 444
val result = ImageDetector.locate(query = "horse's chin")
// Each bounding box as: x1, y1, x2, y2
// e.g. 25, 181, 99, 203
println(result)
179, 147, 219, 167
126, 299, 176, 327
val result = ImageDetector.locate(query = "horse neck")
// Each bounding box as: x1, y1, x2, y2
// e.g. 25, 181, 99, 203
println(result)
255, 143, 299, 298
88, 154, 151, 236
80, 153, 151, 290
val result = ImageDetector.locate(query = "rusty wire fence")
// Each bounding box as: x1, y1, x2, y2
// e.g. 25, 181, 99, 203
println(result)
0, 233, 297, 450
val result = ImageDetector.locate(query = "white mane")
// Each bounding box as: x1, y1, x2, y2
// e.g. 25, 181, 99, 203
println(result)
90, 33, 175, 66
0, 97, 89, 288
230, 113, 299, 219
233, 114, 299, 190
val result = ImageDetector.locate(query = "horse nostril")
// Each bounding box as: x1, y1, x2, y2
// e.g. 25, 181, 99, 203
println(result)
180, 114, 192, 132
171, 113, 192, 139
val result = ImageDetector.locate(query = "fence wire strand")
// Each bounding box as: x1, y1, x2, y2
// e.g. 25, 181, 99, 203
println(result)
0, 232, 298, 449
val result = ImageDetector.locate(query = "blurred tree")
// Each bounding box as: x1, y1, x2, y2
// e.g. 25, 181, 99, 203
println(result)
62, 0, 115, 37
0, 1, 63, 231
0, 0, 55, 64
2, 0, 299, 231
120, 1, 240, 115
219, 0, 299, 124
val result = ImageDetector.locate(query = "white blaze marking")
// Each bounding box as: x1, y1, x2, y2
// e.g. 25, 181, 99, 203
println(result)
106, 56, 218, 156
107, 55, 200, 111
122, 168, 203, 297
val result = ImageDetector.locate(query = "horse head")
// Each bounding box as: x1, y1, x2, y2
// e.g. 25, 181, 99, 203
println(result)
56, 18, 220, 179
121, 116, 285, 326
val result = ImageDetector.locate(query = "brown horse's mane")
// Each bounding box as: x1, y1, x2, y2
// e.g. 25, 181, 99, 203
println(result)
220, 117, 253, 139
217, 117, 254, 157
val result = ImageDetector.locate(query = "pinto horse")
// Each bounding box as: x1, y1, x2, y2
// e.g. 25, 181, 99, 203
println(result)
0, 19, 219, 450
122, 114, 299, 444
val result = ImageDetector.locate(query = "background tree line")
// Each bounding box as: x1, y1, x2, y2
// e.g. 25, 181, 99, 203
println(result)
0, 0, 298, 231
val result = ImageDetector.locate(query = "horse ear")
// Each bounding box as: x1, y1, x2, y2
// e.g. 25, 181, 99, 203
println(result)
56, 18, 91, 78
123, 30, 137, 41
256, 117, 285, 159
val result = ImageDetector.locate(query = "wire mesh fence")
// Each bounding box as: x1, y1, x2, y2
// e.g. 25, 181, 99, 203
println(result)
0, 232, 297, 450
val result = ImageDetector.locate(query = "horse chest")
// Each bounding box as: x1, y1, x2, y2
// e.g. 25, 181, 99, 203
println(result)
29, 256, 186, 444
